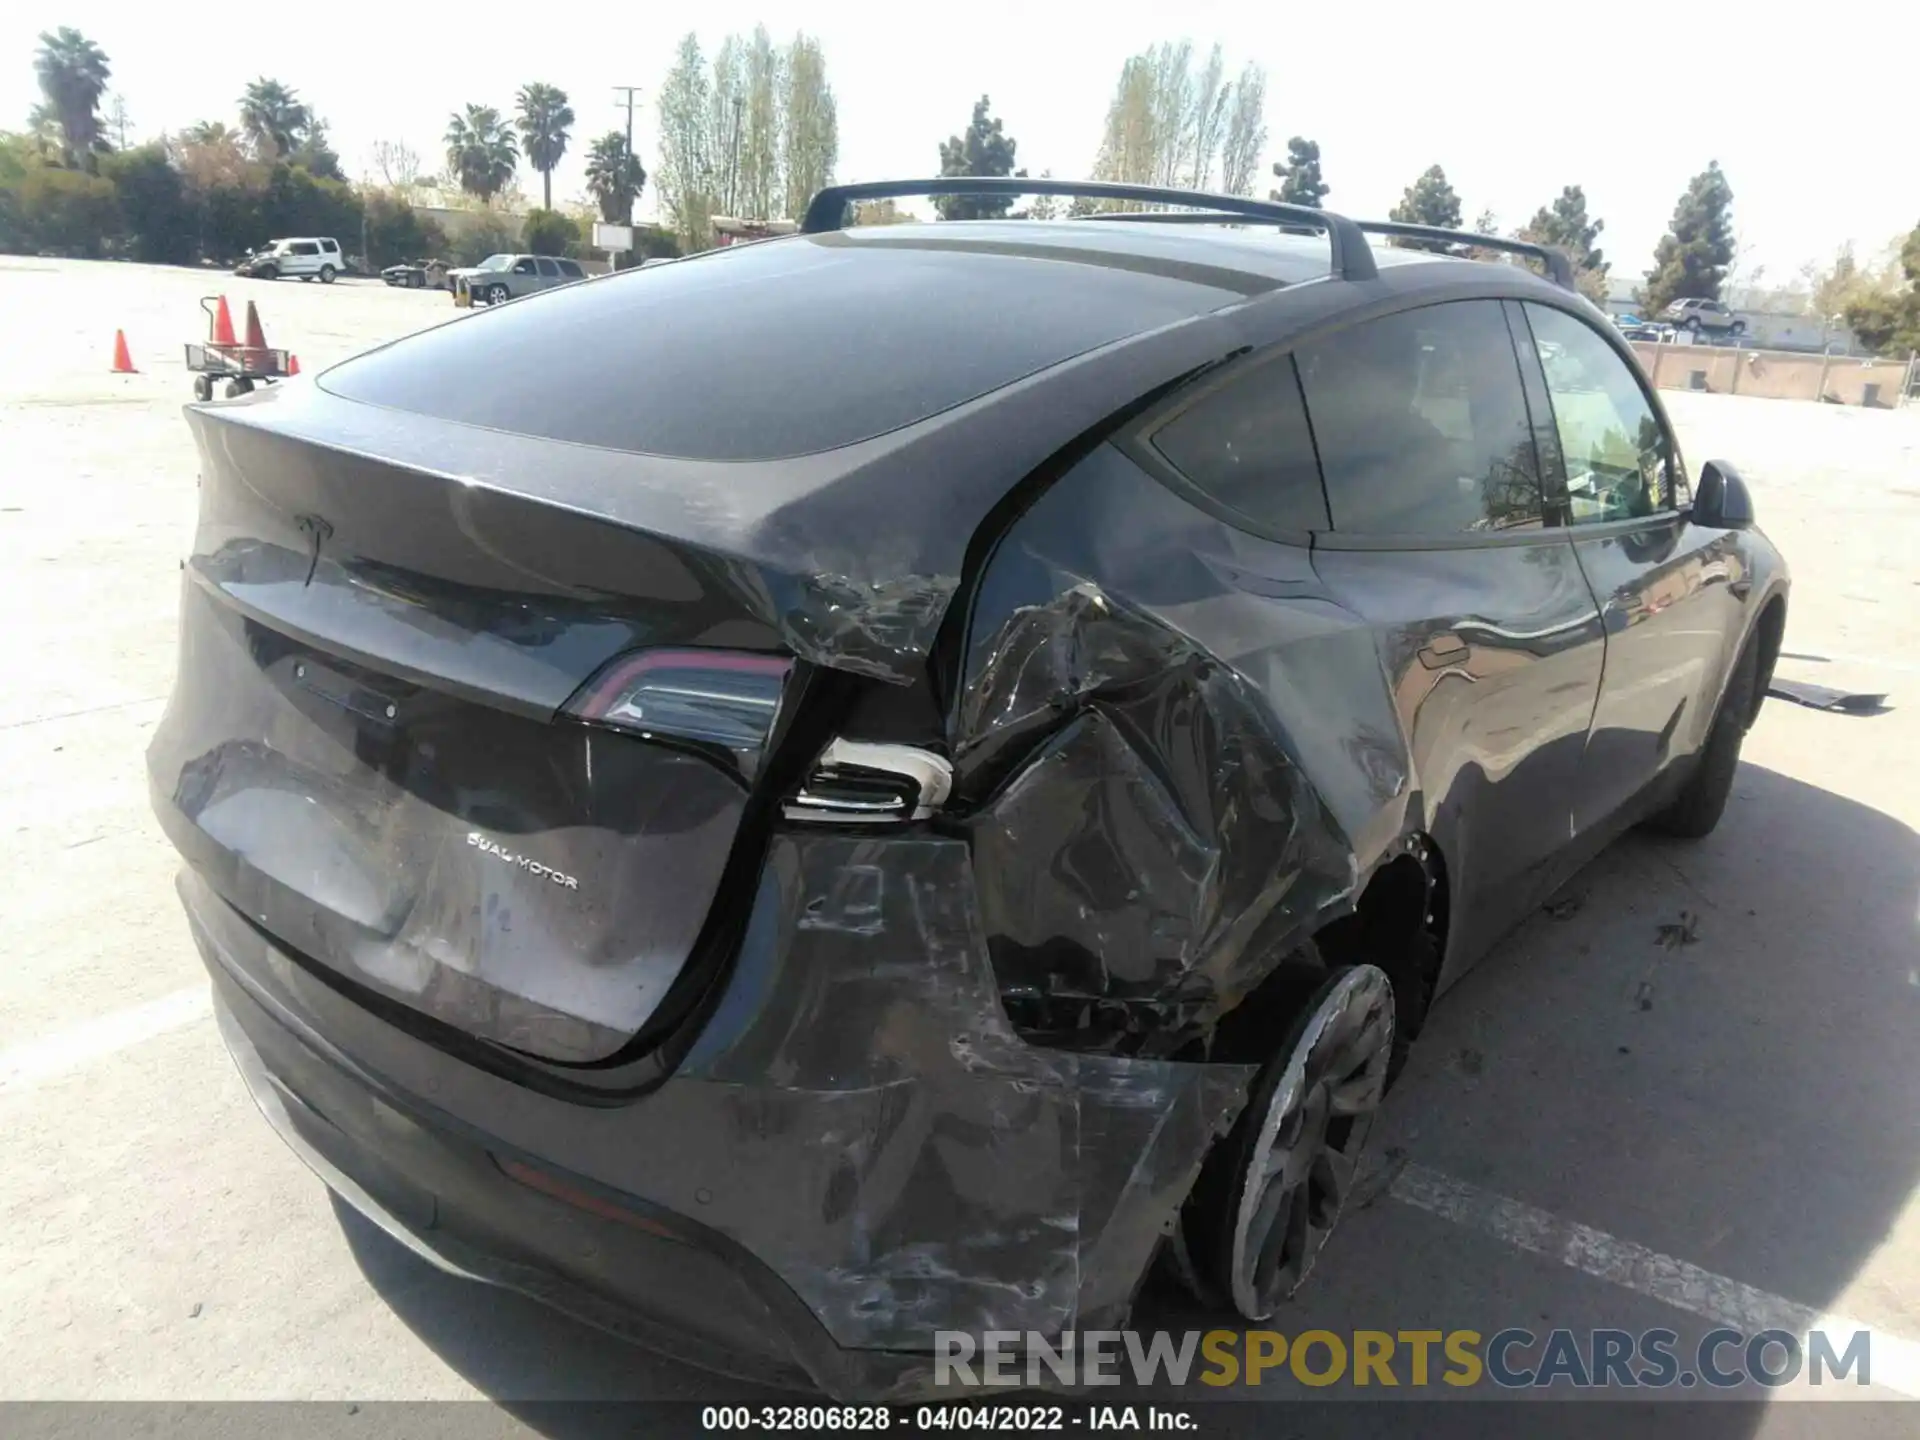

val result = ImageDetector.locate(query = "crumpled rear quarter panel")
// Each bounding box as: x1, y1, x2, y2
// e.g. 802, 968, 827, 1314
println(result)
951, 445, 1410, 1047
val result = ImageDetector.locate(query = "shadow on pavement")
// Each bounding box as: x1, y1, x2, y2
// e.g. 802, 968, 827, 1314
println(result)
337, 760, 1920, 1439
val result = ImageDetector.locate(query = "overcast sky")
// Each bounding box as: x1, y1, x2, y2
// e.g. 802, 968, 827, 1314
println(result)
7, 2, 1915, 281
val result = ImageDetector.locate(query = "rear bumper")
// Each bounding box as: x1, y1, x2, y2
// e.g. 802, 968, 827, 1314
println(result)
208, 958, 834, 1394
179, 833, 1250, 1402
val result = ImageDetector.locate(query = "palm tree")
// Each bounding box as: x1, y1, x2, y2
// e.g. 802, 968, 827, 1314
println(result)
445, 105, 519, 205
33, 28, 111, 169
514, 83, 574, 212
183, 120, 238, 147
585, 132, 646, 224
239, 78, 310, 160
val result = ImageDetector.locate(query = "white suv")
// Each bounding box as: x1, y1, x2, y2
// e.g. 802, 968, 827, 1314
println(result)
239, 237, 345, 283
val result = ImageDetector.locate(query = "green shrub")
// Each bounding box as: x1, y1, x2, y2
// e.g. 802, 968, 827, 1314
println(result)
522, 207, 579, 257
6, 166, 119, 257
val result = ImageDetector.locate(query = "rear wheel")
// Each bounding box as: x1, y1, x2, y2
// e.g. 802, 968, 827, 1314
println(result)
1175, 964, 1395, 1319
319, 264, 336, 284
192, 374, 214, 402
222, 377, 253, 398
1646, 637, 1758, 839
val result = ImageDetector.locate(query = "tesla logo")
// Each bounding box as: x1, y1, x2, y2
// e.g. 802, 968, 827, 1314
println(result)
466, 832, 580, 890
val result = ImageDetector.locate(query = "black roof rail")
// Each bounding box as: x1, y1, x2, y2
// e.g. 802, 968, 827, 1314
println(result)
800, 177, 1380, 283
1350, 220, 1577, 291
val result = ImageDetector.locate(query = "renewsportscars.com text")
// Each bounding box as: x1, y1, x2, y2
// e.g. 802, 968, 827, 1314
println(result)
935, 1327, 1872, 1390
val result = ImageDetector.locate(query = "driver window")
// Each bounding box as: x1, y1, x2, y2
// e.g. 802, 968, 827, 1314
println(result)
1523, 304, 1674, 523
513, 258, 537, 275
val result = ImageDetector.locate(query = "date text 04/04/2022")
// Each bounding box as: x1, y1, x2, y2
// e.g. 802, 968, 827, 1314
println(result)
699, 1406, 1196, 1431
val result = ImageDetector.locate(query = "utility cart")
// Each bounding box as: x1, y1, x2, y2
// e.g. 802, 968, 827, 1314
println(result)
185, 295, 291, 400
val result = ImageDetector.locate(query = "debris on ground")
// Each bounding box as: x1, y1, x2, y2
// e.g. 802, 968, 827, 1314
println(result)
1633, 980, 1655, 1012
1455, 1047, 1485, 1077
1543, 891, 1585, 921
1768, 678, 1890, 714
1656, 911, 1701, 951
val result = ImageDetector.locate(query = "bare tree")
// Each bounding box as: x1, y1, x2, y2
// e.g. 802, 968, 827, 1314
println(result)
370, 139, 422, 189
657, 32, 718, 246
1218, 63, 1266, 196
781, 34, 838, 220
1092, 43, 1267, 201
736, 27, 783, 223
1185, 47, 1228, 189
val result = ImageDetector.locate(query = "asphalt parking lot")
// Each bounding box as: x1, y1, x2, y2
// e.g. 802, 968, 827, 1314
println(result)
3, 255, 1918, 1432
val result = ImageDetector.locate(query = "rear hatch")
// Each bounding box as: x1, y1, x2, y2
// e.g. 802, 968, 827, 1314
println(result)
151, 226, 1259, 1065
150, 408, 798, 1064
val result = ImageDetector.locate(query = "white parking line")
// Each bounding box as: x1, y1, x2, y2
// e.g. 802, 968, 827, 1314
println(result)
1391, 1161, 1920, 1397
0, 986, 212, 1095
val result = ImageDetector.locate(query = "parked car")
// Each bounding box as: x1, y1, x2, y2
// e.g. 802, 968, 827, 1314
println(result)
380, 258, 451, 290
1661, 296, 1746, 336
236, 236, 344, 283
150, 176, 1788, 1399
448, 252, 586, 306
1619, 320, 1673, 341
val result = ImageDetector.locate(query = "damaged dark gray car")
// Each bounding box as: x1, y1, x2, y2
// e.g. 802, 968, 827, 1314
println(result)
148, 177, 1790, 1397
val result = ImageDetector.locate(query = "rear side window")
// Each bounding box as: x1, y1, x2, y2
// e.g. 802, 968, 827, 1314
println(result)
535, 258, 560, 277
556, 259, 584, 278
1149, 356, 1329, 532
1298, 300, 1544, 535
320, 239, 339, 253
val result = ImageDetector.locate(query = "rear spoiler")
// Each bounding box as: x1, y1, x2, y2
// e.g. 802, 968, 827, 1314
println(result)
800, 177, 1578, 293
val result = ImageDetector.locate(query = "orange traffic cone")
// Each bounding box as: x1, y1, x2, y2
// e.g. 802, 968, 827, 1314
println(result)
210, 295, 236, 347
110, 330, 136, 374
242, 301, 268, 353
287, 354, 300, 376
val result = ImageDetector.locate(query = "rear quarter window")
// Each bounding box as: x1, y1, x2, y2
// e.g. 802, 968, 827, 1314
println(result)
320, 231, 1251, 460
1148, 355, 1329, 533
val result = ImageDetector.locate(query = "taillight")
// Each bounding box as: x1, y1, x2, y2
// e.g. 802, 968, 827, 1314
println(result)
565, 649, 791, 779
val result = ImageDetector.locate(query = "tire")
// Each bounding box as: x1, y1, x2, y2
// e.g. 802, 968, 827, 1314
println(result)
486, 283, 511, 306
319, 265, 336, 284
192, 374, 214, 402
1729, 319, 1745, 336
1646, 637, 1758, 840
300, 274, 312, 282
1685, 316, 1701, 332
1175, 964, 1395, 1319
258, 264, 278, 281
222, 378, 253, 399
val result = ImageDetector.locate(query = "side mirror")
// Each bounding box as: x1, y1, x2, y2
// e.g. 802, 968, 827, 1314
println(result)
1692, 460, 1754, 529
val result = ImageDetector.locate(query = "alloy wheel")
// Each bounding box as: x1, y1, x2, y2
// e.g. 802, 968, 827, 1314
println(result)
1226, 964, 1394, 1318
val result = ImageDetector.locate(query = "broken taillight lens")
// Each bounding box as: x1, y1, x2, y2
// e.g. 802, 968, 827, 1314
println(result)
564, 649, 791, 778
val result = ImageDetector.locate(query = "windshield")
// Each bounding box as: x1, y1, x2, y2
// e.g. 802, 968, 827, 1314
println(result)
475, 254, 514, 271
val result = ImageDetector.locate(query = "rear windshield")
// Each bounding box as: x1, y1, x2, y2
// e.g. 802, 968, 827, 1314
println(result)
321, 230, 1253, 461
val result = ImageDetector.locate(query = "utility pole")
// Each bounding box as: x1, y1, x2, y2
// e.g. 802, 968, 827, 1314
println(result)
726, 95, 743, 216
613, 86, 641, 156
610, 85, 643, 249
